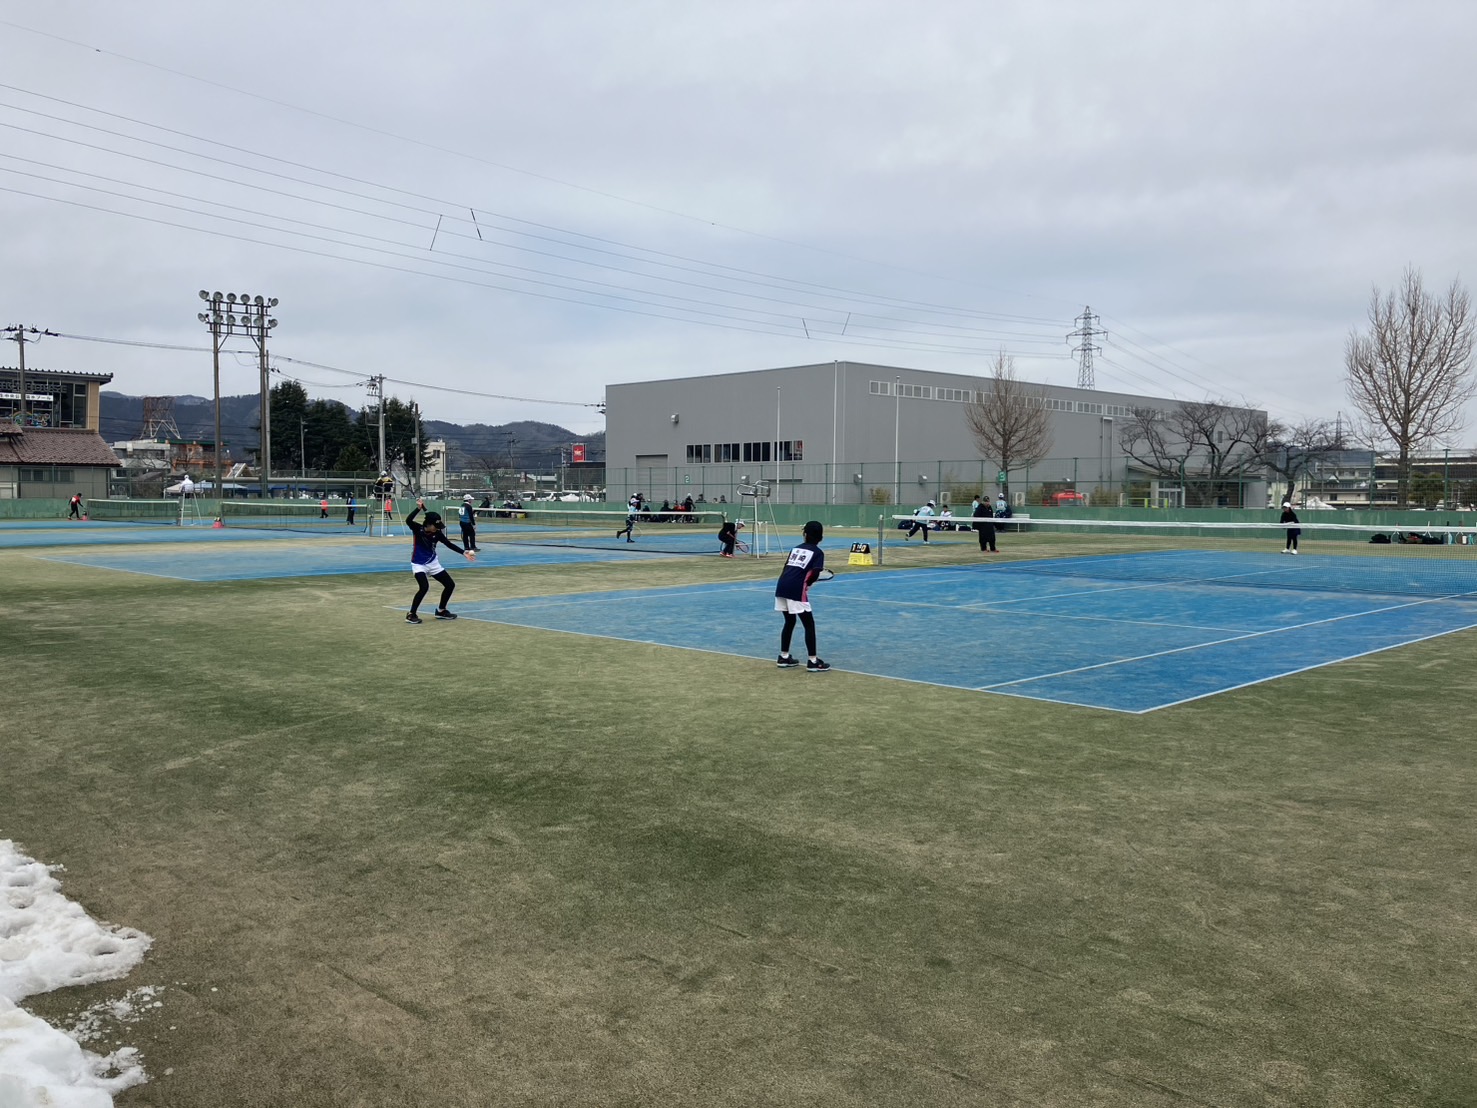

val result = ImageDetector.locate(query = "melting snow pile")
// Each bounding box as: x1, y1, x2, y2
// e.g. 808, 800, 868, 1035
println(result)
0, 839, 154, 1107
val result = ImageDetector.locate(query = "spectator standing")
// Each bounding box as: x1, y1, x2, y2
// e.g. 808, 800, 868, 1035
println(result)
345, 495, 357, 525
458, 494, 479, 551
974, 494, 997, 552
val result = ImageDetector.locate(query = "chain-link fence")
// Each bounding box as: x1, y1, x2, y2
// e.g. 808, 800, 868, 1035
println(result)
602, 458, 1270, 512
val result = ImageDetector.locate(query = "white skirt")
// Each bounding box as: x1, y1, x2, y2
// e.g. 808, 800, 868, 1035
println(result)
412, 558, 444, 576
775, 597, 812, 614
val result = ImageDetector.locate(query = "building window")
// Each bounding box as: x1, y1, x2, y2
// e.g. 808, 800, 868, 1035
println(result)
20, 467, 73, 483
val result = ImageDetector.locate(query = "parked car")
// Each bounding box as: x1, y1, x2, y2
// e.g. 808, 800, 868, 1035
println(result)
1046, 489, 1087, 506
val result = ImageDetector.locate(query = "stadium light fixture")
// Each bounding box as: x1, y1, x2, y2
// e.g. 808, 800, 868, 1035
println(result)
196, 288, 280, 500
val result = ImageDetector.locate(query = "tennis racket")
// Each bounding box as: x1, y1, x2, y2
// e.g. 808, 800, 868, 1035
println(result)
734, 539, 750, 554
813, 568, 836, 582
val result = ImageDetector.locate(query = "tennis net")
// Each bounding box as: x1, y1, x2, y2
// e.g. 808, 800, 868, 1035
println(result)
889, 516, 1477, 599
476, 506, 729, 554
219, 500, 371, 534
85, 499, 187, 524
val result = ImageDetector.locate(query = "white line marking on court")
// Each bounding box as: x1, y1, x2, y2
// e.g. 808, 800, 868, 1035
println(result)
978, 593, 1477, 708
33, 554, 203, 581
1145, 623, 1477, 711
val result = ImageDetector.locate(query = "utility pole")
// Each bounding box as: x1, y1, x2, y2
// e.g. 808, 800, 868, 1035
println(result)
4, 326, 58, 426
368, 375, 387, 480
1067, 306, 1108, 390
412, 401, 421, 493
198, 292, 278, 499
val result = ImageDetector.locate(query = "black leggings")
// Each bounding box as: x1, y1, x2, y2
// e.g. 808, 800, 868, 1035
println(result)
411, 569, 455, 614
780, 610, 817, 658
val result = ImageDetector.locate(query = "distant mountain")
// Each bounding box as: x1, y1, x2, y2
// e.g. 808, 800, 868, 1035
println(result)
99, 392, 604, 472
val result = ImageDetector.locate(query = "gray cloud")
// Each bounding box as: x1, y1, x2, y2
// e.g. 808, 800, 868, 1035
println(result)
3, 1, 1475, 441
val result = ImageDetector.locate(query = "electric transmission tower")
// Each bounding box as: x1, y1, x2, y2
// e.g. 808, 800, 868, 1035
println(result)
1067, 306, 1108, 389
138, 397, 183, 440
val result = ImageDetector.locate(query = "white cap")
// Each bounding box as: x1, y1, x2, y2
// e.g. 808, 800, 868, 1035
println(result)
927, 500, 935, 507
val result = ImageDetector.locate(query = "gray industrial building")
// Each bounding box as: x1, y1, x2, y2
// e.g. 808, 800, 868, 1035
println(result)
604, 360, 1268, 511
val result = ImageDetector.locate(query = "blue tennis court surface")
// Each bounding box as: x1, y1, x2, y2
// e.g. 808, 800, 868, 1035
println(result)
0, 521, 299, 548
37, 537, 681, 580
448, 552, 1477, 712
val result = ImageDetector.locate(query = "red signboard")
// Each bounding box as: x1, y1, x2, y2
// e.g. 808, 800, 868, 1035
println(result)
571, 444, 586, 463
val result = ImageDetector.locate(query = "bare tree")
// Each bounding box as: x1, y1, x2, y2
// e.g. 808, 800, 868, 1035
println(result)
1346, 268, 1476, 507
963, 352, 1052, 499
1119, 399, 1273, 506
1260, 417, 1345, 506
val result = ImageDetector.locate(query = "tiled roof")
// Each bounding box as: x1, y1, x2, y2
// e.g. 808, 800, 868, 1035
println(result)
0, 368, 114, 383
0, 427, 122, 466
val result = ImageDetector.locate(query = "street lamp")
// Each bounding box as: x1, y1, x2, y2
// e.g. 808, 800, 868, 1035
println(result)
197, 291, 279, 500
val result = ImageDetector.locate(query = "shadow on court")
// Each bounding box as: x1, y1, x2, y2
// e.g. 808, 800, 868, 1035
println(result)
451, 556, 1477, 713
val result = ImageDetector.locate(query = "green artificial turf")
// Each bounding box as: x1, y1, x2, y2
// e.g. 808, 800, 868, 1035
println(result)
2, 537, 1474, 1107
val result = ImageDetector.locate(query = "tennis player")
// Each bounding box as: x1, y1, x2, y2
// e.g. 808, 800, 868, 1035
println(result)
616, 493, 640, 543
904, 499, 935, 542
717, 518, 739, 557
405, 497, 475, 624
775, 520, 830, 672
1280, 501, 1301, 554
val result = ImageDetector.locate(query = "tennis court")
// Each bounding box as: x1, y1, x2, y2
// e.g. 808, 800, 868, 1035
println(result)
449, 549, 1477, 712
35, 535, 682, 580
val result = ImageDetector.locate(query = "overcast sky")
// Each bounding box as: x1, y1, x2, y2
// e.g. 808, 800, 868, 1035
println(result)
2, 2, 1474, 440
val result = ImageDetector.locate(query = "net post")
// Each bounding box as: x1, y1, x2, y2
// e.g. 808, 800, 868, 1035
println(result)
876, 514, 885, 566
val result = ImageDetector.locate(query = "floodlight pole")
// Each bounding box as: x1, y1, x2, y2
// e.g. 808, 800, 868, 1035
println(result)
198, 291, 279, 501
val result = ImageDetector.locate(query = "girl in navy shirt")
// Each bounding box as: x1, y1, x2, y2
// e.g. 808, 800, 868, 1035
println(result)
405, 498, 475, 623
